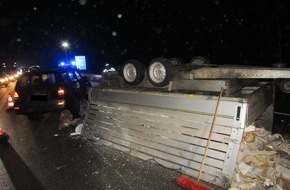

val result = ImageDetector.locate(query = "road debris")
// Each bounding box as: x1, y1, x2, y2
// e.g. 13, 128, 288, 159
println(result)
230, 125, 290, 190
59, 109, 73, 128
79, 99, 88, 120
59, 109, 82, 130
70, 123, 83, 136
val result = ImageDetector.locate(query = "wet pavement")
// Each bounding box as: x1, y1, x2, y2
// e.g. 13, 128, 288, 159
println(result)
0, 113, 184, 190
0, 85, 219, 190
0, 84, 182, 189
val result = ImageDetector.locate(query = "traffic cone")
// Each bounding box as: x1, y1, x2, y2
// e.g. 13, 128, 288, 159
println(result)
0, 128, 9, 144
7, 93, 14, 109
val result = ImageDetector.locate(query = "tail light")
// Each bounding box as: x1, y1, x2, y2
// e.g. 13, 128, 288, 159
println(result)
57, 87, 65, 99
57, 87, 65, 106
13, 92, 20, 110
58, 100, 65, 106
14, 92, 19, 100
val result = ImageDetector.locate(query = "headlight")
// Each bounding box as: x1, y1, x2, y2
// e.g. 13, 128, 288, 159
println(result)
0, 78, 5, 82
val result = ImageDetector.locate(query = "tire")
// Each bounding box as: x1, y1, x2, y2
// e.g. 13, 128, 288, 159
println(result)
169, 57, 184, 66
122, 60, 145, 85
279, 79, 290, 93
189, 56, 211, 65
147, 58, 174, 87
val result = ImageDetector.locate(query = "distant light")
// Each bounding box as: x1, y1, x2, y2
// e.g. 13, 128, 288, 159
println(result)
79, 0, 87, 5
112, 31, 117, 36
71, 61, 76, 65
117, 14, 122, 18
60, 62, 65, 66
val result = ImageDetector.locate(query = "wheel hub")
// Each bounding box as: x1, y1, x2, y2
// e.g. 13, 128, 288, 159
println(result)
123, 63, 137, 82
150, 62, 166, 83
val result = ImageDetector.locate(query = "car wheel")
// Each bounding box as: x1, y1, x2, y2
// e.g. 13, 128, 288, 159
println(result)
122, 60, 145, 85
147, 58, 174, 87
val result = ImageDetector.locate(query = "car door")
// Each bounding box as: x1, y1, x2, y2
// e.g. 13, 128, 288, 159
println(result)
73, 70, 88, 98
60, 70, 80, 99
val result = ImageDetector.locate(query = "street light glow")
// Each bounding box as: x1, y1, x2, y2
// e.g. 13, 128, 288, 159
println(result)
61, 41, 70, 63
62, 41, 69, 48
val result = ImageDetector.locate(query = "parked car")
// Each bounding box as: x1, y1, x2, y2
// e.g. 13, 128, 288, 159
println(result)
0, 71, 9, 87
13, 67, 90, 119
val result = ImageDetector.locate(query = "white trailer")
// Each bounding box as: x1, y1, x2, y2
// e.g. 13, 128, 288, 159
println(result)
82, 57, 290, 188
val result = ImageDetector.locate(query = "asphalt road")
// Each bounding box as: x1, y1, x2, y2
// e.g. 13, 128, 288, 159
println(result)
0, 82, 185, 190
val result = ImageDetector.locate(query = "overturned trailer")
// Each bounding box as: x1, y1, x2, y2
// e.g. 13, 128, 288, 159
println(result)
82, 57, 290, 188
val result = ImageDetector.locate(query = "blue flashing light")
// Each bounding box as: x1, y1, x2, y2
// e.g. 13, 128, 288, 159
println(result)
58, 58, 78, 70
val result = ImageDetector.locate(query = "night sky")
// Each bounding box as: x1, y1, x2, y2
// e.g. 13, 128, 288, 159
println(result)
0, 0, 290, 73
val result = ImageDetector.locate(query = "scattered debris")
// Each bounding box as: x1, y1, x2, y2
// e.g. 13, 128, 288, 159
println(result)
79, 99, 88, 120
70, 123, 83, 136
59, 109, 83, 130
230, 125, 290, 190
59, 109, 74, 129
56, 109, 84, 138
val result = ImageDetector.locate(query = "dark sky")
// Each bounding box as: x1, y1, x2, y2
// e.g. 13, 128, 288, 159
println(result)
0, 0, 290, 73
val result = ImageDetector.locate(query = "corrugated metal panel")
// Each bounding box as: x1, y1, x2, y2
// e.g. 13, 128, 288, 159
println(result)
82, 83, 273, 188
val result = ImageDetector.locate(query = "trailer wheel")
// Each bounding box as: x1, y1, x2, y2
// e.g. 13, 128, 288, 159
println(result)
147, 58, 174, 87
169, 57, 184, 66
122, 60, 145, 85
190, 56, 211, 65
279, 79, 290, 93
